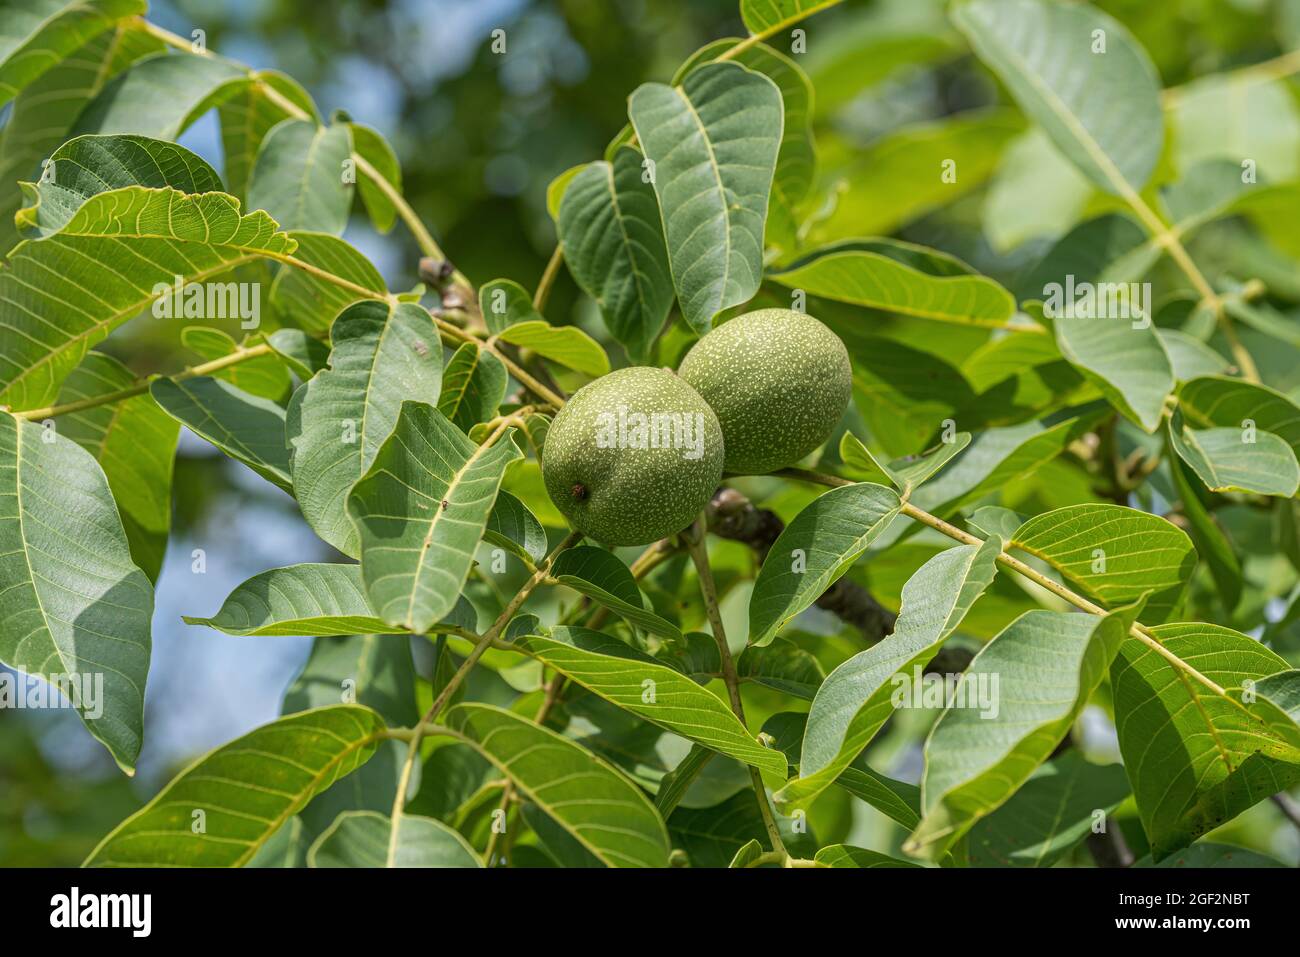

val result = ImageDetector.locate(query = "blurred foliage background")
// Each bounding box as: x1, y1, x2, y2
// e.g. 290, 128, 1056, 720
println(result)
5, 0, 1300, 866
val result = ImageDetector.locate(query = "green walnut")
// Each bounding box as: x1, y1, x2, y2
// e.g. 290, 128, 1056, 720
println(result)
677, 308, 851, 474
542, 367, 725, 546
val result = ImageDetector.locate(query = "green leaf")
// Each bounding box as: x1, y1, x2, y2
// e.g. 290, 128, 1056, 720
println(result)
75, 50, 249, 140
665, 795, 762, 867
952, 0, 1164, 195
150, 376, 292, 492
497, 320, 611, 377
1168, 409, 1300, 497
0, 412, 153, 773
55, 352, 178, 582
674, 39, 817, 249
839, 430, 971, 497
478, 278, 538, 335
307, 810, 481, 867
1178, 375, 1300, 462
247, 118, 354, 235
83, 705, 385, 866
0, 20, 164, 254
654, 744, 715, 817
749, 483, 902, 647
0, 0, 142, 109
761, 711, 928, 830
776, 537, 1002, 810
268, 231, 384, 335
1140, 844, 1287, 869
557, 146, 673, 361
847, 338, 975, 457
484, 489, 547, 566
549, 546, 682, 640
438, 703, 670, 867
267, 328, 330, 379
813, 845, 921, 868
350, 123, 401, 233
772, 240, 1016, 327
184, 564, 407, 637
739, 0, 840, 35
516, 626, 786, 775
437, 342, 507, 432
1165, 435, 1241, 612
1171, 74, 1300, 185
966, 752, 1130, 867
909, 411, 1107, 518
287, 299, 443, 556
736, 639, 824, 700
809, 111, 1021, 243
1158, 328, 1231, 382
0, 185, 295, 409
909, 601, 1143, 861
1223, 298, 1300, 350
218, 70, 319, 201
1052, 315, 1174, 433
1240, 670, 1300, 751
182, 326, 290, 402
16, 133, 222, 237
1017, 214, 1156, 302
546, 163, 584, 221
835, 761, 923, 831
628, 61, 782, 333
983, 129, 1093, 252
1112, 623, 1300, 859
1010, 503, 1195, 623
728, 838, 765, 868
283, 633, 417, 727
347, 402, 522, 634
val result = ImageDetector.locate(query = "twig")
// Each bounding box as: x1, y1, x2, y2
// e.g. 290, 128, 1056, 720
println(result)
684, 516, 788, 862
707, 487, 895, 642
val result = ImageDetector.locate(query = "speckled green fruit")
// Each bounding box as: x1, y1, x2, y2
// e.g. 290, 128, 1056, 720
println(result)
542, 367, 724, 546
677, 308, 851, 474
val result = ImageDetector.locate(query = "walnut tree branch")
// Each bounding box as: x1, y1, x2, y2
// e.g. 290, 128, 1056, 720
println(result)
705, 486, 896, 643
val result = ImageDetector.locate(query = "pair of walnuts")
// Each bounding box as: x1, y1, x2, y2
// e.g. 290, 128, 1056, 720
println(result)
542, 309, 852, 545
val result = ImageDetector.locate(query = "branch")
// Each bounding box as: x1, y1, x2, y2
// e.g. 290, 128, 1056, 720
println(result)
1085, 818, 1134, 868
706, 486, 896, 642
390, 527, 584, 827
14, 341, 277, 421
684, 516, 788, 862
776, 467, 1244, 709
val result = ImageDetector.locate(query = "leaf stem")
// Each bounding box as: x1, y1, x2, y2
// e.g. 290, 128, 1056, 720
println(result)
775, 467, 1233, 700
713, 0, 846, 62
389, 528, 583, 826
533, 245, 565, 312
12, 342, 278, 421
1162, 48, 1300, 106
432, 314, 567, 408
684, 516, 788, 860
139, 18, 468, 289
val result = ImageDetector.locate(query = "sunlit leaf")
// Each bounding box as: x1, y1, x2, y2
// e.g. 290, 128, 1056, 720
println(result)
347, 401, 521, 633
0, 412, 153, 773
438, 703, 670, 867
777, 537, 1001, 809
84, 706, 385, 866
628, 61, 782, 333
287, 299, 443, 556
